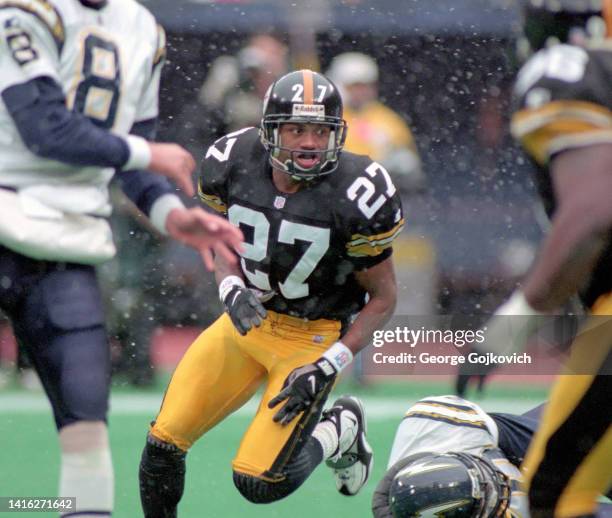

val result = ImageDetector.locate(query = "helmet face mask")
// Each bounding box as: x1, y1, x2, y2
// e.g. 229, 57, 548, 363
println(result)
388, 452, 511, 518
260, 70, 348, 181
518, 0, 612, 60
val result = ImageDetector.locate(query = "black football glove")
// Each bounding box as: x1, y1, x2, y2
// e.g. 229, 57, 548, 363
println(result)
223, 285, 267, 336
268, 358, 337, 426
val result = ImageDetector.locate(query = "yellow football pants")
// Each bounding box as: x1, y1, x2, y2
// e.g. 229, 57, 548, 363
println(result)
150, 311, 341, 479
521, 295, 612, 518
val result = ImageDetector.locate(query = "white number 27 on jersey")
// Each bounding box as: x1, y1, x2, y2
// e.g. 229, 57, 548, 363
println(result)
206, 127, 252, 162
347, 162, 396, 219
228, 205, 330, 299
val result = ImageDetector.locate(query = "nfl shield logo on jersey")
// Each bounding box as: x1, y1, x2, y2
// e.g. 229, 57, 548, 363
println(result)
274, 196, 286, 209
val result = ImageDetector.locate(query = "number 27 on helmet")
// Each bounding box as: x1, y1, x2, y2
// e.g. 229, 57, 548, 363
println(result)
260, 69, 348, 180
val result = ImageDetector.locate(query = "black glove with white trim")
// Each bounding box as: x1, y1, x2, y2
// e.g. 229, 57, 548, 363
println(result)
219, 276, 267, 336
268, 341, 354, 425
268, 358, 337, 425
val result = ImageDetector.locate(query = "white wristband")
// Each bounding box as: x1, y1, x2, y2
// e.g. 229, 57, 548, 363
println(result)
496, 290, 542, 316
149, 194, 185, 235
218, 275, 245, 303
321, 341, 354, 373
124, 135, 152, 170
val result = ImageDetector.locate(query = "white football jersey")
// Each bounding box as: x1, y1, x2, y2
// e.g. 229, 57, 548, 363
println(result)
388, 395, 499, 466
0, 0, 164, 211
388, 396, 529, 518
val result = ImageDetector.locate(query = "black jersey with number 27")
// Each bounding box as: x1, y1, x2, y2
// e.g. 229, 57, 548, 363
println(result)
198, 127, 404, 324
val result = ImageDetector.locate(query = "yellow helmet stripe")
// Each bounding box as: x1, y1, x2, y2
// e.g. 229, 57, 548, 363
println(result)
302, 69, 314, 104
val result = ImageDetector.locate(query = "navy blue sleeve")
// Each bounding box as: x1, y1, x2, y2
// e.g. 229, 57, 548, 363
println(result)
1, 76, 129, 167
489, 411, 541, 467
117, 118, 176, 217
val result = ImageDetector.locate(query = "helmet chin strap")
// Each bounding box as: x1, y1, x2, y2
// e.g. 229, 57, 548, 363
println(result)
283, 157, 319, 182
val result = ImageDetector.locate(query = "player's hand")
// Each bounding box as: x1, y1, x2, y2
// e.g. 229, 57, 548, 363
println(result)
454, 315, 536, 397
223, 286, 268, 335
455, 291, 543, 397
268, 359, 336, 425
166, 207, 244, 271
148, 143, 196, 196
455, 349, 491, 397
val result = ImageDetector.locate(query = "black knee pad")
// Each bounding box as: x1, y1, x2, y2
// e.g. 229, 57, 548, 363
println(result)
139, 435, 186, 518
232, 472, 291, 504
233, 437, 323, 504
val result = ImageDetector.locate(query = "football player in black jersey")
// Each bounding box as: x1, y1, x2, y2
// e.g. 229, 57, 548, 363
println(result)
461, 2, 612, 517
139, 69, 403, 514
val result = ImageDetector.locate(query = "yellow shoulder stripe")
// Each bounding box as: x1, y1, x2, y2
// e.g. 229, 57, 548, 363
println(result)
511, 100, 612, 164
0, 0, 64, 52
346, 218, 404, 257
348, 218, 405, 245
153, 23, 166, 68
198, 190, 227, 214
512, 100, 612, 137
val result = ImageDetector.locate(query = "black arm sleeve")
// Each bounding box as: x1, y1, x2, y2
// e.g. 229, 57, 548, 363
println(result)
1, 75, 130, 167
117, 118, 175, 217
489, 410, 541, 467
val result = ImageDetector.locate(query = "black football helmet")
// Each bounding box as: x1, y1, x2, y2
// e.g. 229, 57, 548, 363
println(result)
519, 0, 612, 58
388, 452, 511, 518
260, 69, 347, 180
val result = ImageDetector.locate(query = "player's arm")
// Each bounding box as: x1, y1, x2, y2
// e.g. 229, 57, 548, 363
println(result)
118, 119, 243, 271
190, 132, 264, 326
0, 10, 195, 195
342, 256, 397, 352
508, 46, 612, 312
522, 144, 612, 310
213, 248, 267, 335
268, 258, 397, 425
455, 151, 598, 391
2, 76, 196, 195
456, 47, 611, 395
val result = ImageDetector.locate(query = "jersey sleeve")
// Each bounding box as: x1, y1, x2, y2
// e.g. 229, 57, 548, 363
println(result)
511, 45, 612, 165
344, 160, 404, 270
0, 2, 64, 91
197, 134, 235, 215
134, 23, 166, 123
488, 411, 539, 467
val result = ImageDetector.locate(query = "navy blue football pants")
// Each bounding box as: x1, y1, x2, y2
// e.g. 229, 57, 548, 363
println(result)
0, 245, 110, 429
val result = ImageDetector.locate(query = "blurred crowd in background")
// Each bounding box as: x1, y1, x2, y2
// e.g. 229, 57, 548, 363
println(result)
0, 0, 544, 388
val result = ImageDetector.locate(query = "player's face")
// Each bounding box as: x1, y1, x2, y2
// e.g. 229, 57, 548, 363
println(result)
278, 123, 332, 170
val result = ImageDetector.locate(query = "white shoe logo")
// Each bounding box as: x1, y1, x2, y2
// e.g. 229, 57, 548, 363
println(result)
307, 375, 316, 394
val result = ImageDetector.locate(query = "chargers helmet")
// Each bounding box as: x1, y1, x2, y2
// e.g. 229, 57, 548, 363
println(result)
388, 452, 511, 518
519, 0, 612, 58
260, 69, 347, 180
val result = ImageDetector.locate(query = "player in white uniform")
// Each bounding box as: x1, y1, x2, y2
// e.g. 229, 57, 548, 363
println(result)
0, 0, 242, 516
372, 396, 534, 518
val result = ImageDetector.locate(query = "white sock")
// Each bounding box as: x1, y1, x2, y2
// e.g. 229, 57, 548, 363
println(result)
59, 422, 114, 517
312, 420, 339, 460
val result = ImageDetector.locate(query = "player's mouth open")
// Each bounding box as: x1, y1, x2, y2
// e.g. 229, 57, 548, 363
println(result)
296, 152, 320, 168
